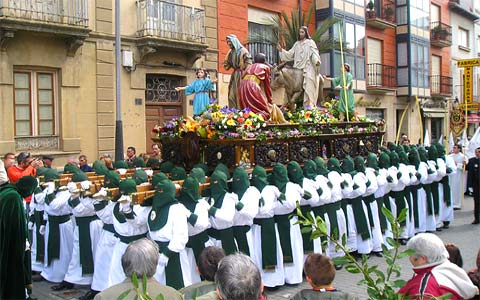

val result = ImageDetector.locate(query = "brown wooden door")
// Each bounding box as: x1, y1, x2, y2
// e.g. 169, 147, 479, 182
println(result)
145, 74, 184, 154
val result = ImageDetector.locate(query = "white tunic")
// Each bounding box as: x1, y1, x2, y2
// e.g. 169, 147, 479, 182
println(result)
448, 152, 466, 208
30, 191, 46, 272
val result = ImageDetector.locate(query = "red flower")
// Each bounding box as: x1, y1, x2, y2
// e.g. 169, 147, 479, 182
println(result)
237, 117, 244, 123
243, 112, 249, 118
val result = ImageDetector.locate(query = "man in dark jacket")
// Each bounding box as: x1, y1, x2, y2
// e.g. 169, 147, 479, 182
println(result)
467, 147, 480, 224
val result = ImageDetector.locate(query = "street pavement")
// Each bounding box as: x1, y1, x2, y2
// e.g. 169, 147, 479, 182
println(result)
32, 196, 480, 300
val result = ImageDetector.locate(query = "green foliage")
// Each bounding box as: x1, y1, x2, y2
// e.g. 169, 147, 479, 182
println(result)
117, 272, 164, 300
296, 202, 411, 300
254, 3, 340, 54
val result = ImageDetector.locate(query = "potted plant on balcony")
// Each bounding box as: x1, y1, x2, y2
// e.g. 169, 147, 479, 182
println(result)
432, 26, 448, 40
384, 6, 394, 22
366, 0, 376, 18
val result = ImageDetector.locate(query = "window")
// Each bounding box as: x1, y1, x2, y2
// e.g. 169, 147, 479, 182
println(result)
366, 109, 384, 121
459, 27, 469, 49
411, 42, 429, 88
248, 22, 278, 65
333, 21, 366, 80
397, 42, 408, 86
14, 70, 57, 137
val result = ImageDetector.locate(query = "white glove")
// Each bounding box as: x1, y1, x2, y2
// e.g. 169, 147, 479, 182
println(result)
94, 187, 108, 198
67, 182, 78, 193
28, 221, 34, 230
46, 182, 55, 194
158, 253, 169, 266
145, 170, 153, 176
80, 180, 91, 190
117, 168, 127, 175
25, 240, 30, 251
469, 187, 473, 193
119, 196, 132, 212
39, 225, 46, 235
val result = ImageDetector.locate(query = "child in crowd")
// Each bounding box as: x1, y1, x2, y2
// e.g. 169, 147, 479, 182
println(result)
290, 254, 359, 300
176, 68, 216, 116
446, 243, 463, 268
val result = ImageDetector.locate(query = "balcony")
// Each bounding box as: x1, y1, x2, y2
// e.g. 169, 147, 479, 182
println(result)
430, 75, 453, 97
366, 63, 396, 94
136, 0, 208, 62
246, 42, 278, 66
365, 0, 396, 30
449, 0, 479, 21
430, 22, 452, 48
0, 0, 90, 55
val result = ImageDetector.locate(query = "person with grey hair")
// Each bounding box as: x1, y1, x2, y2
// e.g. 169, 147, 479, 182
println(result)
94, 238, 182, 300
215, 253, 263, 300
398, 233, 478, 300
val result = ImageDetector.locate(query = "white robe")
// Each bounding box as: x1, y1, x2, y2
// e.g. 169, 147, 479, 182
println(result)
439, 156, 456, 223
326, 171, 347, 258
233, 187, 260, 255
41, 190, 74, 283
208, 192, 237, 249
248, 185, 285, 287
30, 191, 46, 272
448, 153, 466, 209
426, 160, 439, 231
365, 168, 383, 252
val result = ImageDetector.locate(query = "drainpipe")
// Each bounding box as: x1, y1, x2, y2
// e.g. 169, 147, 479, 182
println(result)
299, 0, 303, 26
114, 0, 124, 161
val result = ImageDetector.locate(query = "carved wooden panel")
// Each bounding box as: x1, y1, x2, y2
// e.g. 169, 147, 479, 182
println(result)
162, 143, 184, 165
333, 137, 358, 159
254, 142, 289, 167
204, 144, 235, 168
358, 135, 381, 156
289, 139, 318, 163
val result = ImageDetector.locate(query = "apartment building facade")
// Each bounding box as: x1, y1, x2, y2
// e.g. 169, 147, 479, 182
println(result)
0, 0, 218, 164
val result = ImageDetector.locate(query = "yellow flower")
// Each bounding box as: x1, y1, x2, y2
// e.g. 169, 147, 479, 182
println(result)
245, 119, 253, 126
257, 115, 264, 122
249, 112, 255, 117
227, 119, 236, 126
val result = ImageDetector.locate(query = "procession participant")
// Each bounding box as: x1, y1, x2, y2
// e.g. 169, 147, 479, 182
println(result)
170, 166, 187, 181
287, 161, 319, 255
341, 156, 371, 256
355, 156, 383, 257
40, 180, 74, 288
304, 159, 330, 254
421, 146, 438, 232
277, 26, 322, 109
30, 168, 59, 274
63, 172, 103, 288
132, 157, 146, 168
113, 160, 129, 170
409, 147, 429, 234
207, 170, 237, 255
190, 167, 207, 184
224, 34, 252, 108
397, 149, 417, 238
428, 145, 445, 232
389, 150, 411, 243
436, 143, 455, 229
177, 176, 212, 284
108, 179, 150, 286
324, 158, 348, 263
175, 68, 215, 116
269, 163, 303, 284
378, 152, 398, 245
0, 176, 37, 300
366, 153, 389, 254
231, 167, 260, 256
149, 179, 190, 289
132, 169, 149, 185
92, 161, 109, 176
145, 158, 161, 170
249, 166, 285, 287
448, 144, 466, 210
238, 53, 273, 120
82, 171, 121, 300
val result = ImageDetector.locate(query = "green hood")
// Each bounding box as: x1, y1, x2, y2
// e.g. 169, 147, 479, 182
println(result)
214, 163, 231, 180
72, 171, 88, 182
177, 176, 199, 212
287, 161, 304, 185
408, 149, 421, 168
399, 151, 409, 165
402, 145, 410, 153
314, 157, 329, 176
232, 167, 249, 200
378, 153, 391, 169
327, 158, 342, 173
64, 163, 82, 174
428, 145, 438, 160
151, 173, 168, 189
133, 169, 148, 185
132, 157, 146, 168
418, 147, 428, 162
387, 142, 397, 152
170, 166, 187, 181
190, 168, 206, 184
251, 166, 268, 192
119, 179, 137, 195
145, 158, 160, 170
436, 143, 446, 156
152, 179, 177, 210
104, 170, 120, 188
43, 168, 60, 182
159, 161, 174, 174
341, 156, 356, 176
193, 163, 209, 175
366, 153, 379, 170
15, 176, 38, 198
92, 161, 109, 176
114, 160, 129, 169
303, 160, 318, 180
389, 152, 400, 168
210, 171, 228, 202
354, 156, 366, 173
268, 163, 289, 193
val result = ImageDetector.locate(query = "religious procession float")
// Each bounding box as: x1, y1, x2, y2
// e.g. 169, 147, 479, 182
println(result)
152, 100, 386, 171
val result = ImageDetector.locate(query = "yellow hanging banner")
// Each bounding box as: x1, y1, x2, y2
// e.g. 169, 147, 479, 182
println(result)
458, 58, 480, 67
464, 66, 473, 104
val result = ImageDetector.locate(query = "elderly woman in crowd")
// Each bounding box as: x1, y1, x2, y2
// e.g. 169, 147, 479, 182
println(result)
398, 233, 478, 300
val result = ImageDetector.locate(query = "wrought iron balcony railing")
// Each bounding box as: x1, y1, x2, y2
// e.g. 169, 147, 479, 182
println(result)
246, 42, 279, 66
430, 22, 452, 48
430, 75, 452, 96
136, 0, 206, 43
0, 0, 88, 27
367, 63, 396, 90
366, 0, 396, 29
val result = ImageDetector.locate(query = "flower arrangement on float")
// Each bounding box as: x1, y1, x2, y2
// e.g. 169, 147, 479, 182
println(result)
152, 103, 385, 141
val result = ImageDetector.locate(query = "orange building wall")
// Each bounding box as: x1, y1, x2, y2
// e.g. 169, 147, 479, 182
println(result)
366, 27, 397, 67
430, 0, 451, 76
217, 0, 314, 73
